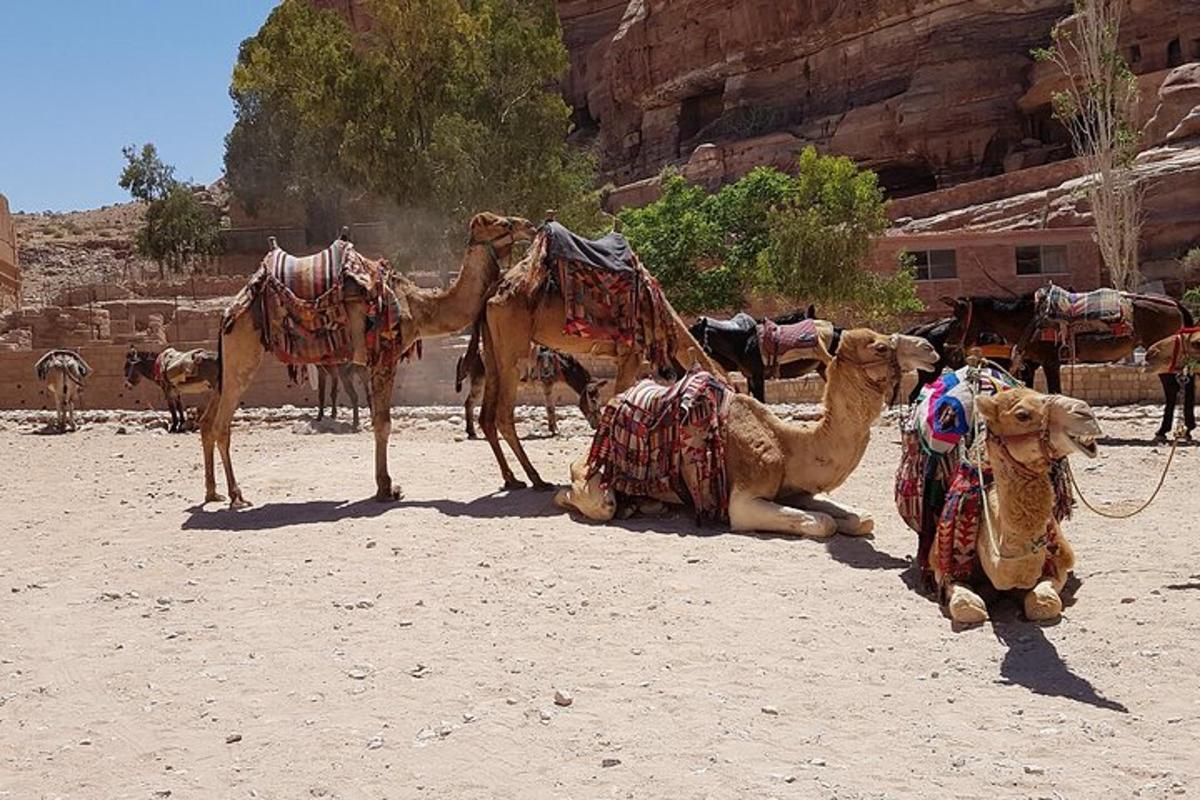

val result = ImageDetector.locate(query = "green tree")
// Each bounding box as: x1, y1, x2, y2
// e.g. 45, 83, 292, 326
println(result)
119, 143, 177, 203
225, 0, 603, 247
620, 148, 921, 320
135, 185, 223, 278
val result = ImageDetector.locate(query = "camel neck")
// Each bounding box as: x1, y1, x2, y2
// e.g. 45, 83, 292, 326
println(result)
412, 243, 502, 338
777, 357, 888, 492
986, 440, 1054, 557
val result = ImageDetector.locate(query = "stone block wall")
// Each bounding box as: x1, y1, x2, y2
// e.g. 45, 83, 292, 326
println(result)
0, 193, 18, 311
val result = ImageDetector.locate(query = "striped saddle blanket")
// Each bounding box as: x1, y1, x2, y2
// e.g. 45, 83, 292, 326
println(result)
585, 371, 732, 523
1036, 285, 1132, 338
758, 319, 820, 374
224, 238, 406, 366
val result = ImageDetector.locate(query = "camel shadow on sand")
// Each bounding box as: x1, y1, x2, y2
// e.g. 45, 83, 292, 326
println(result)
181, 498, 397, 532
901, 567, 1128, 713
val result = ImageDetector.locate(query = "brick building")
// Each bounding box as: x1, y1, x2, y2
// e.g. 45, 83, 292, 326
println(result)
0, 193, 18, 312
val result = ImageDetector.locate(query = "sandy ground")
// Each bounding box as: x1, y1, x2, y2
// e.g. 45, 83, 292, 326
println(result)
2, 405, 1199, 800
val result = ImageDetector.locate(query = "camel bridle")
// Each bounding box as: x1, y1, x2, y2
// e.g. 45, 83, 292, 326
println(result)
834, 336, 902, 395
1166, 327, 1200, 374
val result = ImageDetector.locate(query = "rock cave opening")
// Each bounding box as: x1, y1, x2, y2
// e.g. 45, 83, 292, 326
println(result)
678, 88, 725, 153
875, 162, 939, 199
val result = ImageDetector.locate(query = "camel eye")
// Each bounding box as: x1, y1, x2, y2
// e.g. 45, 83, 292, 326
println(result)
873, 342, 889, 354
1014, 409, 1032, 422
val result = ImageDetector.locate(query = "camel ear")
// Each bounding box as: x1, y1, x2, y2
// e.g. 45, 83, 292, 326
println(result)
975, 393, 999, 421
594, 379, 608, 389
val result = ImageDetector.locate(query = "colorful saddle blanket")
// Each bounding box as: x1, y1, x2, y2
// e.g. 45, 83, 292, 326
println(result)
758, 318, 820, 374
1035, 284, 1133, 339
585, 371, 732, 523
224, 238, 406, 366
153, 347, 216, 387
526, 223, 677, 372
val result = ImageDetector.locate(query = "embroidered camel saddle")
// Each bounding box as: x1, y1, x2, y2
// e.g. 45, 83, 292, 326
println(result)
895, 365, 1072, 595
758, 318, 820, 376
1034, 284, 1133, 344
528, 221, 678, 372
224, 236, 405, 365
585, 371, 732, 523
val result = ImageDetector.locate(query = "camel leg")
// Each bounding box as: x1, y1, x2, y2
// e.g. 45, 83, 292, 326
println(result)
789, 492, 875, 536
1023, 580, 1064, 621
728, 491, 837, 537
480, 306, 544, 489
317, 369, 327, 421
369, 358, 401, 501
945, 583, 989, 624
544, 385, 557, 436
464, 376, 481, 439
201, 318, 264, 507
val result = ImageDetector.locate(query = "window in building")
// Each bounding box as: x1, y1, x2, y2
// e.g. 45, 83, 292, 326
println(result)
909, 249, 958, 281
1129, 44, 1142, 65
1168, 38, 1183, 68
1016, 244, 1069, 275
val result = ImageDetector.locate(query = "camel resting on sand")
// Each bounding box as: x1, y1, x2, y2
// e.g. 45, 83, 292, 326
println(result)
556, 329, 938, 536
933, 388, 1100, 624
202, 213, 536, 507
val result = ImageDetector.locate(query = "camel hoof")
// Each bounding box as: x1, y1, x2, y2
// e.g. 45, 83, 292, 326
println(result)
947, 589, 989, 625
805, 513, 838, 539
229, 497, 252, 510
1024, 584, 1063, 621
466, 432, 478, 440
532, 481, 555, 492
836, 514, 874, 536
375, 486, 404, 502
553, 488, 574, 510
503, 478, 527, 491
205, 491, 224, 503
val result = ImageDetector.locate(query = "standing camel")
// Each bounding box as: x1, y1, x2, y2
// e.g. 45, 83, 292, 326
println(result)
125, 346, 219, 432
34, 349, 91, 432
555, 330, 938, 535
946, 293, 1193, 440
201, 213, 536, 507
480, 220, 729, 490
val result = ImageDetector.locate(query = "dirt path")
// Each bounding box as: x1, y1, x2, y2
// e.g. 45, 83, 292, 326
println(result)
1, 410, 1198, 799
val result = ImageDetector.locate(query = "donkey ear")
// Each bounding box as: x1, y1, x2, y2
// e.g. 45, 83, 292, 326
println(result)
594, 379, 609, 389
806, 304, 816, 319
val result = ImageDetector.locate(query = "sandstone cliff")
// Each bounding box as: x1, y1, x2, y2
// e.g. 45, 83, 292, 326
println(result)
559, 0, 1200, 198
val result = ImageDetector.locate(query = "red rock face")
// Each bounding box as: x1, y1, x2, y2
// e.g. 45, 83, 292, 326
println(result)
559, 0, 1200, 198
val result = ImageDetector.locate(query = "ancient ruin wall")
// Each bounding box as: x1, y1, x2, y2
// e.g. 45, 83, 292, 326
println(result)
0, 193, 18, 311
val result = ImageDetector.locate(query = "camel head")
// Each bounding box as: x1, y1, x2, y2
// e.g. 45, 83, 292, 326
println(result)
1144, 329, 1200, 375
977, 388, 1101, 467
578, 379, 608, 429
467, 213, 537, 259
836, 329, 939, 376
554, 456, 617, 522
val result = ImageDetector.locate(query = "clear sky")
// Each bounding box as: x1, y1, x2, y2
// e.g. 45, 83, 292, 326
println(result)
0, 1, 278, 213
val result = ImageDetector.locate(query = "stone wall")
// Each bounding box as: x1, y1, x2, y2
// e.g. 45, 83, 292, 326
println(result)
0, 193, 18, 311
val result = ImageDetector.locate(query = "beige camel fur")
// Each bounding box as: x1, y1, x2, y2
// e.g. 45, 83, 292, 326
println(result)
479, 251, 731, 490
1145, 328, 1200, 374
934, 388, 1101, 625
200, 213, 537, 507
556, 330, 938, 536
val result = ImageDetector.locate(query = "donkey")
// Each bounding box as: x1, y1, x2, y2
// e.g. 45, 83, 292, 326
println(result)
285, 363, 372, 429
688, 306, 840, 401
946, 293, 1194, 440
125, 347, 219, 432
34, 350, 91, 432
456, 335, 605, 439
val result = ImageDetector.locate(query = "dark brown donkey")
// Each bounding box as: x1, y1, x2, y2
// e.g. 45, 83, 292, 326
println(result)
945, 294, 1195, 440
125, 347, 219, 432
456, 333, 604, 439
286, 364, 371, 429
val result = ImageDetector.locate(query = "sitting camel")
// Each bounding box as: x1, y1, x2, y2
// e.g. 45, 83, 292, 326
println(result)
555, 329, 938, 536
481, 220, 728, 490
932, 388, 1101, 624
202, 213, 537, 507
34, 349, 91, 432
125, 346, 219, 432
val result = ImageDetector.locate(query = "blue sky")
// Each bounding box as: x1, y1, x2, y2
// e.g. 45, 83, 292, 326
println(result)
0, 1, 278, 212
